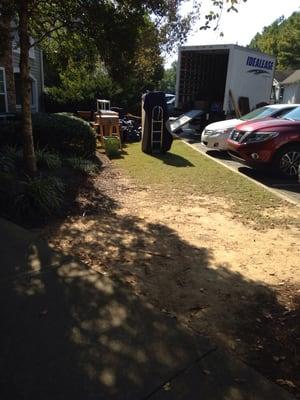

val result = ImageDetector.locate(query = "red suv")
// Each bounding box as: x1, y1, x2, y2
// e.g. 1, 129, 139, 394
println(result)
227, 107, 300, 178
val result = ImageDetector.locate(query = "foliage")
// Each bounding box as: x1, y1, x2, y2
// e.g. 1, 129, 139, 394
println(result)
35, 148, 62, 170
0, 113, 96, 158
159, 61, 177, 93
42, 17, 164, 113
0, 144, 98, 224
14, 175, 65, 217
31, 113, 96, 158
39, 1, 246, 113
1, 0, 246, 179
42, 32, 98, 88
44, 62, 121, 112
0, 116, 22, 148
0, 146, 22, 173
0, 0, 246, 58
0, 145, 62, 172
36, 0, 246, 112
249, 12, 300, 70
0, 170, 65, 221
64, 157, 99, 174
103, 136, 121, 157
0, 153, 15, 174
113, 17, 164, 110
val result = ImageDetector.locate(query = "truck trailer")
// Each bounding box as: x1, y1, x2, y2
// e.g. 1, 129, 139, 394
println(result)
175, 44, 276, 118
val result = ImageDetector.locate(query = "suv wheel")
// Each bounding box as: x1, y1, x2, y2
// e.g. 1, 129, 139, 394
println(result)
274, 145, 300, 179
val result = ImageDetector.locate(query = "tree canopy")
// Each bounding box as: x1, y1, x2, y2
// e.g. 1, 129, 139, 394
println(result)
159, 61, 177, 94
21, 0, 247, 113
41, 15, 164, 112
249, 11, 300, 71
0, 0, 247, 175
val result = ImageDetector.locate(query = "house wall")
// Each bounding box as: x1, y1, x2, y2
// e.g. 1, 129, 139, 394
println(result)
282, 83, 300, 104
12, 46, 44, 112
0, 22, 44, 114
0, 17, 16, 113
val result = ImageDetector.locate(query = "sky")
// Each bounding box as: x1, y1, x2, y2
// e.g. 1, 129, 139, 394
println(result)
165, 0, 300, 64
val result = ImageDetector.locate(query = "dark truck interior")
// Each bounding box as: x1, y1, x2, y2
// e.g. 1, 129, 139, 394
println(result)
178, 49, 229, 127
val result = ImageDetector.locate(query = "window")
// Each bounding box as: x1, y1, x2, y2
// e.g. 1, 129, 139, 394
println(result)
14, 72, 37, 110
281, 106, 300, 121
0, 68, 7, 113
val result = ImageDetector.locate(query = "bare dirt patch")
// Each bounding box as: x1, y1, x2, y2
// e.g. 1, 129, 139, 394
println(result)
43, 154, 300, 396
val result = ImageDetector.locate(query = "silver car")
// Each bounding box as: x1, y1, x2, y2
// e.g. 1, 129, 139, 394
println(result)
201, 104, 299, 151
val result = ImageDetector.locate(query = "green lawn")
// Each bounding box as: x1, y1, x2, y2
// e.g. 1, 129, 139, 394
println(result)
113, 139, 292, 227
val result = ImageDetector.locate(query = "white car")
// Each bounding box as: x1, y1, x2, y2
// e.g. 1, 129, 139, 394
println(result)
165, 93, 176, 113
201, 104, 300, 151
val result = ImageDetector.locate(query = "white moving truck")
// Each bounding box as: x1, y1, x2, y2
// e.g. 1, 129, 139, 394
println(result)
175, 44, 276, 115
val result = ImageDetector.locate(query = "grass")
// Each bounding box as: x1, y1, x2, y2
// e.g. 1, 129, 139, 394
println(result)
113, 139, 294, 227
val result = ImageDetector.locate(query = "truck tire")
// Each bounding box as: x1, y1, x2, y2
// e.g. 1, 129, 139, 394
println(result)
273, 144, 300, 179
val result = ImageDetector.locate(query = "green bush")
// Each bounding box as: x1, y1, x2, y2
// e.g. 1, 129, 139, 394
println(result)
0, 118, 22, 148
103, 136, 120, 157
43, 62, 121, 113
32, 113, 96, 157
0, 146, 22, 173
14, 175, 65, 217
0, 146, 62, 172
64, 157, 99, 174
0, 113, 96, 158
35, 148, 62, 170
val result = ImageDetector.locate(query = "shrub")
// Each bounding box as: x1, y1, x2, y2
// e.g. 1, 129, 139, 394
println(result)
0, 113, 96, 158
43, 62, 121, 113
0, 146, 62, 172
65, 156, 99, 175
14, 175, 65, 217
0, 146, 22, 173
35, 148, 62, 170
32, 113, 96, 158
103, 136, 120, 157
0, 118, 22, 148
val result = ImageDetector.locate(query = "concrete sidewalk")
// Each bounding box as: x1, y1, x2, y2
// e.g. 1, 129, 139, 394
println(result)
0, 218, 294, 399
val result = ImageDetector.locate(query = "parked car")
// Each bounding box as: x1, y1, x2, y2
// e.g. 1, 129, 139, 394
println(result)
165, 93, 176, 114
201, 104, 299, 151
227, 107, 300, 178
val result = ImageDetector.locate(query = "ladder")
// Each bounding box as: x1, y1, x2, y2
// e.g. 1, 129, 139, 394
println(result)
151, 106, 164, 153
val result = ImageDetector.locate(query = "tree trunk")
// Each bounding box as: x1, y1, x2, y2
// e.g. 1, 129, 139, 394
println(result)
19, 0, 37, 176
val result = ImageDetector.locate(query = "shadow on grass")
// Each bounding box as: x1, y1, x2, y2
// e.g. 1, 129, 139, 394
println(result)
153, 152, 194, 167
106, 149, 129, 160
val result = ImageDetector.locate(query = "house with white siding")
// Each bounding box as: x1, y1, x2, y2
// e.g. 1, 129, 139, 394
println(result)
281, 70, 300, 104
0, 32, 44, 114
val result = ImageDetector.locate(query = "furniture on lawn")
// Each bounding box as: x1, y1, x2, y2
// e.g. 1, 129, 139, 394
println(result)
97, 99, 111, 112
94, 110, 121, 149
85, 99, 121, 149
